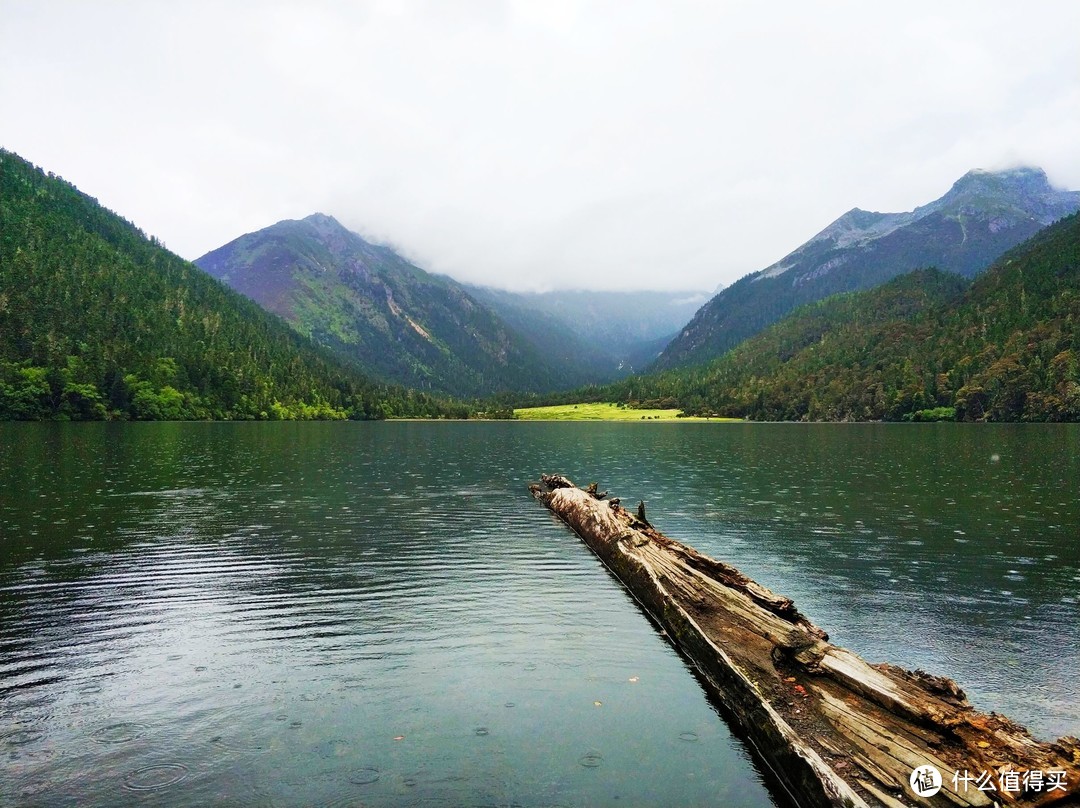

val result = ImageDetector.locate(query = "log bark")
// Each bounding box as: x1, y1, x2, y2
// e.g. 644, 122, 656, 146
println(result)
531, 474, 1080, 808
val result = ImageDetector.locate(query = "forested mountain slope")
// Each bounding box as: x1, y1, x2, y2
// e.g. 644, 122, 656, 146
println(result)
605, 213, 1080, 422
0, 150, 463, 420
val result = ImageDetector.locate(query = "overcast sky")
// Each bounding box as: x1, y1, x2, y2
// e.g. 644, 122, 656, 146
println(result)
3, 1, 1079, 292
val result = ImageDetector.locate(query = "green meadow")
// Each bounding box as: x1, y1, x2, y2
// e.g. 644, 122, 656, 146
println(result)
512, 403, 740, 422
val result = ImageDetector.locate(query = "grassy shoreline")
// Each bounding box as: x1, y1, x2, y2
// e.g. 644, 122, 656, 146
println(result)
512, 402, 741, 422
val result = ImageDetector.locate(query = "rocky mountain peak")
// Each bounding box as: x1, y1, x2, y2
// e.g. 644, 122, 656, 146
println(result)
299, 212, 353, 239
929, 166, 1079, 226
302, 212, 344, 228
949, 166, 1049, 194
940, 166, 1049, 205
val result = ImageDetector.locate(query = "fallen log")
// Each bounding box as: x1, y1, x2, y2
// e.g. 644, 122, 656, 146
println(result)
531, 474, 1080, 808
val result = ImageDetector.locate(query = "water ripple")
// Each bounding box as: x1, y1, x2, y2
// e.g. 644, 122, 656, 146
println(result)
3, 421, 1077, 806
122, 763, 189, 791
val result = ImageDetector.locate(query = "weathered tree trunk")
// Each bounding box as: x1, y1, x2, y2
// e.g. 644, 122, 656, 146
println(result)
531, 474, 1080, 808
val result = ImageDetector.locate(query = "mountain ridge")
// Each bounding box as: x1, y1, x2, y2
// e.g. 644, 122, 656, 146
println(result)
603, 211, 1080, 422
654, 166, 1080, 370
196, 214, 584, 397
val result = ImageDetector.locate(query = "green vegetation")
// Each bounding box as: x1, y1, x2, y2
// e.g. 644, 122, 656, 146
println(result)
589, 214, 1080, 422
0, 150, 470, 421
904, 407, 957, 422
513, 402, 736, 421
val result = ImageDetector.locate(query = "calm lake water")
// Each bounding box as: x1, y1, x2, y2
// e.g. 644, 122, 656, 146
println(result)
1, 422, 1078, 807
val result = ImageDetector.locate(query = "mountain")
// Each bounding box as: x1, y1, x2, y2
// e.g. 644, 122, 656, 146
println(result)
0, 150, 464, 420
196, 215, 578, 397
464, 286, 709, 375
454, 286, 623, 384
605, 212, 1080, 422
654, 167, 1080, 370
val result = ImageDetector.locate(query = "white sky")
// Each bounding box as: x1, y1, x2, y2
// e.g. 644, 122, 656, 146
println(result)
3, 1, 1078, 292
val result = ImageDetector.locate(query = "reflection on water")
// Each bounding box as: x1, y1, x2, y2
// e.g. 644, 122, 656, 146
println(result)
1, 423, 775, 808
1, 422, 1078, 806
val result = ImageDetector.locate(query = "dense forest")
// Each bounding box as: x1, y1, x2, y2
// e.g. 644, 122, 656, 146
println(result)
557, 213, 1080, 422
0, 150, 469, 420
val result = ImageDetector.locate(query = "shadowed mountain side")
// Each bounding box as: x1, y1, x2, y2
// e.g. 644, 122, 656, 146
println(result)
465, 285, 709, 374
453, 288, 625, 384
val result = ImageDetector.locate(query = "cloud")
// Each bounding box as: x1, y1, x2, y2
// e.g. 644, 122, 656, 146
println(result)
2, 0, 1078, 291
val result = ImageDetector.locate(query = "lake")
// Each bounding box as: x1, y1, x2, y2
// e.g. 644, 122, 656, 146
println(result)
2, 422, 1078, 807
